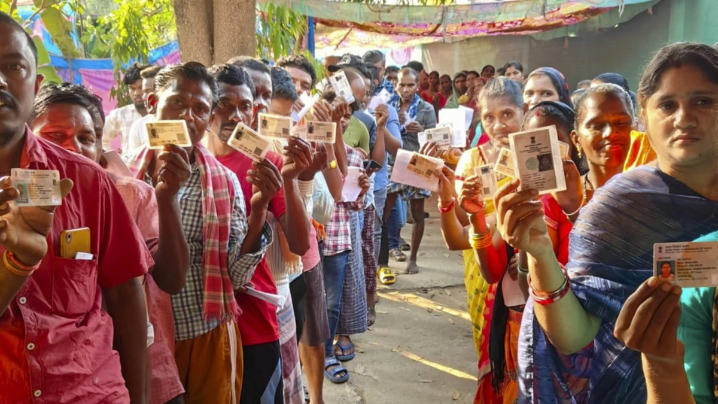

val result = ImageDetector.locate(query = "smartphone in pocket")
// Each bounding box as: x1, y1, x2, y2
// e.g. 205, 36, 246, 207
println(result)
60, 228, 91, 259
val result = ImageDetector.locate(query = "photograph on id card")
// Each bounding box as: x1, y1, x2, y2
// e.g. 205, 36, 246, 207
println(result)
304, 121, 336, 143
475, 165, 497, 200
228, 123, 270, 162
389, 150, 443, 192
258, 113, 292, 139
653, 241, 718, 287
11, 169, 62, 207
145, 120, 192, 148
509, 125, 566, 195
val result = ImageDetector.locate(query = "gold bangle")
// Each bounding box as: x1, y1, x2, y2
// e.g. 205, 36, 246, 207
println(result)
470, 234, 493, 250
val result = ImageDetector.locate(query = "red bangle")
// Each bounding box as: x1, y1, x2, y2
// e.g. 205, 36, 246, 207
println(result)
438, 198, 455, 213
529, 265, 571, 306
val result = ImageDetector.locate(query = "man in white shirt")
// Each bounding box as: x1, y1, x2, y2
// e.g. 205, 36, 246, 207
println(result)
103, 62, 151, 154
124, 66, 162, 157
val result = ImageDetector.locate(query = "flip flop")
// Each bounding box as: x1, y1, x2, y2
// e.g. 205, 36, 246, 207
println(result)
390, 248, 407, 262
377, 267, 396, 285
399, 241, 410, 251
335, 341, 356, 361
324, 357, 349, 384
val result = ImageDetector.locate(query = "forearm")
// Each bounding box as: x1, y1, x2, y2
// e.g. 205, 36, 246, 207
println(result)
333, 125, 349, 177
105, 278, 148, 404
241, 205, 268, 255
371, 128, 386, 165
643, 356, 695, 404
529, 251, 600, 354
384, 128, 401, 156
439, 203, 471, 250
518, 250, 529, 298
321, 167, 343, 202
281, 180, 311, 255
0, 265, 31, 316
470, 214, 507, 284
151, 198, 189, 295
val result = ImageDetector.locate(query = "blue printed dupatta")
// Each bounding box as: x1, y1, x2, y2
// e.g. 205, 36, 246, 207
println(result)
518, 166, 718, 404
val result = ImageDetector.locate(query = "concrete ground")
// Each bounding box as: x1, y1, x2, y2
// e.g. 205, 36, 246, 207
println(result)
320, 198, 479, 404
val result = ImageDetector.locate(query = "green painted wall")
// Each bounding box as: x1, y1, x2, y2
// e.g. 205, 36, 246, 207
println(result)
423, 0, 718, 92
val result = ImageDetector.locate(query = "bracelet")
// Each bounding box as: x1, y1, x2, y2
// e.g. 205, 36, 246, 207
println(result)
562, 198, 586, 217
469, 229, 493, 250
528, 265, 570, 306
438, 198, 455, 213
2, 250, 38, 277
517, 263, 529, 275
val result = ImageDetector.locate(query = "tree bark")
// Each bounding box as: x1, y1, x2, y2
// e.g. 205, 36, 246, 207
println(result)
173, 0, 256, 66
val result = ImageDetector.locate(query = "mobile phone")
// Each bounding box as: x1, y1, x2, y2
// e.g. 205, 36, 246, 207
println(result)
60, 228, 91, 259
363, 160, 382, 171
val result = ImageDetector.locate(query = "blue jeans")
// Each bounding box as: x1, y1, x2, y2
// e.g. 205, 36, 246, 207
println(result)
323, 250, 350, 358
373, 188, 387, 259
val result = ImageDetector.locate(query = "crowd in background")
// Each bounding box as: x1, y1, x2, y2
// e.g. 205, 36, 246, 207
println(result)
1, 9, 718, 404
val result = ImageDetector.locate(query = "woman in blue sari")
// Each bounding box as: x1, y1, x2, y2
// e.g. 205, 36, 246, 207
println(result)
493, 42, 718, 403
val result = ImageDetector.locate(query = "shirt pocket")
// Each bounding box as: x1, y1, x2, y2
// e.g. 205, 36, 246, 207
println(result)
52, 257, 98, 316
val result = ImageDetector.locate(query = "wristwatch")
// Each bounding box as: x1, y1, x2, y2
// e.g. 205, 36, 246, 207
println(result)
329, 159, 338, 169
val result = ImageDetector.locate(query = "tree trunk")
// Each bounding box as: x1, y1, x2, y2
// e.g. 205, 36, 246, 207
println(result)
173, 0, 256, 66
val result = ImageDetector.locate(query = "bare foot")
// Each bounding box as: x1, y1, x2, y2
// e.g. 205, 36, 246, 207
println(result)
367, 305, 376, 327
404, 261, 420, 274
373, 291, 379, 304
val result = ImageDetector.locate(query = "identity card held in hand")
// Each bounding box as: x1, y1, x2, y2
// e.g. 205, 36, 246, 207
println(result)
228, 122, 270, 162
145, 120, 192, 148
11, 169, 62, 207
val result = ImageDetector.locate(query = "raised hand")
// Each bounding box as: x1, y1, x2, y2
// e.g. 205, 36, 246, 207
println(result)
299, 143, 328, 181
311, 100, 333, 123
357, 170, 371, 197
494, 179, 551, 257
405, 121, 424, 133
0, 176, 74, 265
330, 99, 352, 124
458, 175, 485, 215
614, 277, 684, 363
551, 160, 583, 214
435, 166, 456, 204
155, 144, 191, 202
247, 158, 283, 210
373, 104, 389, 128
282, 137, 314, 180
419, 141, 442, 159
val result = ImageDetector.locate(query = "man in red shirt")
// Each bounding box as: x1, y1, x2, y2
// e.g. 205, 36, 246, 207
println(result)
205, 62, 311, 403
0, 12, 151, 403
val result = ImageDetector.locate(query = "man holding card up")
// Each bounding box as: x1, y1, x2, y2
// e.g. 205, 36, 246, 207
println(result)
125, 61, 273, 403
0, 14, 153, 403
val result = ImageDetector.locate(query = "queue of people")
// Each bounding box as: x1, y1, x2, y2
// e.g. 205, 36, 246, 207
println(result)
1, 9, 718, 404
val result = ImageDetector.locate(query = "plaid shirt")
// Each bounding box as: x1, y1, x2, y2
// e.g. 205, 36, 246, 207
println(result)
324, 147, 364, 256
149, 163, 270, 341
375, 78, 396, 97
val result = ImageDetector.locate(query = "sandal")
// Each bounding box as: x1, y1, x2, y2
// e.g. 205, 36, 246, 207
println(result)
324, 357, 349, 384
335, 341, 356, 361
377, 267, 396, 285
390, 248, 407, 262
398, 239, 410, 251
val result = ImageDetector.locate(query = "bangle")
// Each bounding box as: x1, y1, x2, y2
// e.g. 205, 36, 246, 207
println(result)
2, 250, 38, 277
528, 265, 570, 306
469, 229, 493, 250
438, 198, 455, 213
562, 198, 586, 217
517, 262, 529, 275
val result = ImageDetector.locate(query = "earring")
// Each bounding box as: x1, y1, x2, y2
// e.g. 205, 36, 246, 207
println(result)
577, 146, 582, 158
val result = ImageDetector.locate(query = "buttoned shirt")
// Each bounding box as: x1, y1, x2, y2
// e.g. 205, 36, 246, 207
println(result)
0, 128, 153, 404
103, 104, 142, 154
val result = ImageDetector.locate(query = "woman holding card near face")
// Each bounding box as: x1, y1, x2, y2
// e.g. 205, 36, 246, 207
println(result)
495, 43, 718, 404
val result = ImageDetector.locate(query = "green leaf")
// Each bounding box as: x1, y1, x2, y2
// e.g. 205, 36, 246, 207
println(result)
32, 36, 51, 66
38, 65, 62, 83
38, 4, 82, 58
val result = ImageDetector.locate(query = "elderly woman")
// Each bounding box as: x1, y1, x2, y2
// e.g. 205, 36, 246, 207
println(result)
495, 42, 718, 403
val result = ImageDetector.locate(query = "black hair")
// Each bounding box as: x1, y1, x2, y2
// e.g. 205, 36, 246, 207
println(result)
154, 62, 219, 106
574, 83, 634, 131
522, 101, 587, 173
32, 82, 105, 126
429, 71, 440, 79
140, 65, 162, 80
270, 67, 298, 103
385, 66, 399, 76
0, 12, 37, 66
481, 65, 495, 75
571, 88, 586, 107
405, 61, 424, 73
466, 71, 480, 78
593, 72, 630, 92
362, 50, 385, 65
277, 54, 317, 88
478, 77, 523, 109
453, 72, 467, 81
440, 74, 451, 82
503, 61, 524, 73
123, 62, 148, 86
638, 42, 718, 109
398, 67, 418, 81
208, 63, 256, 96
227, 56, 271, 75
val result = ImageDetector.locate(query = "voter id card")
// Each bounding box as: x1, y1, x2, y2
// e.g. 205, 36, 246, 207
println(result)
304, 121, 336, 143
11, 169, 62, 207
407, 153, 437, 179
653, 241, 718, 287
329, 71, 356, 104
228, 123, 271, 162
145, 120, 192, 148
258, 113, 292, 140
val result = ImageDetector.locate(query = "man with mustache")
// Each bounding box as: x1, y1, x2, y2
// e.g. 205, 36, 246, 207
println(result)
227, 56, 273, 132
125, 61, 273, 403
0, 12, 151, 403
104, 62, 150, 155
